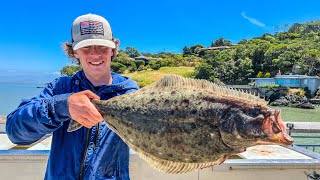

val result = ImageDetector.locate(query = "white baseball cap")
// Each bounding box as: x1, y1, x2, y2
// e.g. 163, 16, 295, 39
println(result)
71, 13, 115, 50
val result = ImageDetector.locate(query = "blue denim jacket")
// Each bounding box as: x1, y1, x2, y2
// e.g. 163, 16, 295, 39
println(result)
6, 70, 139, 180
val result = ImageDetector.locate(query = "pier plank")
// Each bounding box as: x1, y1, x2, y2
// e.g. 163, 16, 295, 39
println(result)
27, 136, 52, 150
0, 134, 16, 150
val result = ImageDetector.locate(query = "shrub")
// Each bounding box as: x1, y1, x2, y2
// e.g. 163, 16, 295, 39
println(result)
133, 60, 145, 69
288, 88, 308, 97
257, 71, 264, 78
258, 84, 280, 88
137, 65, 146, 71
265, 72, 271, 78
111, 62, 127, 74
298, 88, 306, 97
149, 60, 161, 70
60, 65, 82, 76
128, 66, 137, 73
160, 59, 174, 67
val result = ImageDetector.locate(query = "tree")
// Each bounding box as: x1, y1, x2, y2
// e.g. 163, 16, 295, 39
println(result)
234, 57, 254, 84
114, 50, 131, 62
60, 65, 82, 76
238, 39, 248, 44
194, 63, 213, 80
211, 38, 232, 47
125, 47, 140, 58
247, 39, 271, 75
189, 44, 205, 54
141, 52, 153, 57
300, 49, 320, 76
182, 46, 191, 56
288, 23, 303, 33
264, 43, 288, 73
273, 51, 300, 73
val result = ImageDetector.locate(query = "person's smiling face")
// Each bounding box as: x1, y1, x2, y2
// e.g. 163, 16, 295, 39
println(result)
74, 45, 113, 78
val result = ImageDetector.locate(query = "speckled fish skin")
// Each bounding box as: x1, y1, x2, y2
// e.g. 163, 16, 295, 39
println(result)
68, 75, 294, 173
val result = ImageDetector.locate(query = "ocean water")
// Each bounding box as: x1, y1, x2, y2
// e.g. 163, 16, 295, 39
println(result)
0, 82, 45, 115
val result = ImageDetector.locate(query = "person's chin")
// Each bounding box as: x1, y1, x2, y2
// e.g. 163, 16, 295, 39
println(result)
89, 66, 109, 74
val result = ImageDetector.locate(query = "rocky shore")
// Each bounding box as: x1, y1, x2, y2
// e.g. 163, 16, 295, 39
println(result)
270, 94, 316, 109
263, 87, 320, 109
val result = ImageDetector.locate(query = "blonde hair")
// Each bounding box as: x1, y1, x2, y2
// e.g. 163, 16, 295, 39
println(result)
62, 39, 120, 65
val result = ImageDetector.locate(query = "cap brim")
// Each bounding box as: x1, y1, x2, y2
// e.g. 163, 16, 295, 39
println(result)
72, 39, 115, 50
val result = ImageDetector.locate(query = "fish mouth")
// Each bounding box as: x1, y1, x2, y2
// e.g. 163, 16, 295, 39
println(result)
282, 132, 294, 145
256, 132, 293, 146
259, 111, 294, 146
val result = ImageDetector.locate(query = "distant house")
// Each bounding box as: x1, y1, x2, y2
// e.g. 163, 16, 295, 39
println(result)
249, 74, 320, 94
132, 56, 151, 64
200, 44, 238, 51
201, 46, 231, 51
132, 56, 162, 65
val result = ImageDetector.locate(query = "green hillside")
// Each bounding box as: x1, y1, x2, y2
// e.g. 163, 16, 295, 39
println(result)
123, 67, 194, 87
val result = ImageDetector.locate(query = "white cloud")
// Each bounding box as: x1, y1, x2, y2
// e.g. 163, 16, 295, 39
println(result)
7, 69, 17, 73
241, 12, 266, 27
52, 71, 60, 75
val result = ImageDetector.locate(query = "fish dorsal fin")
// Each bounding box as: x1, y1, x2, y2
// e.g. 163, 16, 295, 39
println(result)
149, 74, 267, 106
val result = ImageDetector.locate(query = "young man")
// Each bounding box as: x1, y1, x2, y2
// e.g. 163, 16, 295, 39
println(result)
6, 13, 139, 180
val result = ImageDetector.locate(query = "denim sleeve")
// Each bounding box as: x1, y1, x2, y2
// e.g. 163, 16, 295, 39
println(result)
6, 78, 72, 145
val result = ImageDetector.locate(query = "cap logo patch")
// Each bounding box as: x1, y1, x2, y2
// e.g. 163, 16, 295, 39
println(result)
80, 21, 104, 35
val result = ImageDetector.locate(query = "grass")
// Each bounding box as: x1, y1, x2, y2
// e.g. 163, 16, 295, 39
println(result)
123, 67, 195, 87
271, 106, 320, 122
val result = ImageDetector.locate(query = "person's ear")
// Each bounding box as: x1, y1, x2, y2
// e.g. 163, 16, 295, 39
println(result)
110, 49, 114, 56
111, 38, 120, 61
74, 51, 79, 59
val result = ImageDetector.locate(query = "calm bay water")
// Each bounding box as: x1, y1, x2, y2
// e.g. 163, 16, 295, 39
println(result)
0, 82, 44, 115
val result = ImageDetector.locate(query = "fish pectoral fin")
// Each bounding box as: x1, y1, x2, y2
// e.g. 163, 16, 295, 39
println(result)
67, 120, 83, 132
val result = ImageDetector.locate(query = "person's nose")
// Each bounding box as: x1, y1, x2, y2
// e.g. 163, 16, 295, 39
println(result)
89, 46, 101, 59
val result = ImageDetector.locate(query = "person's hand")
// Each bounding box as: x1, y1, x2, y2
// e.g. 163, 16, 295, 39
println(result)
68, 90, 103, 128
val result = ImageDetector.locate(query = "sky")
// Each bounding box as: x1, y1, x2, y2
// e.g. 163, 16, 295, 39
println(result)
1, 0, 320, 82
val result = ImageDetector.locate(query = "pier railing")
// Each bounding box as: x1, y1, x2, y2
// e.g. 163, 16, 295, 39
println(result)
286, 122, 320, 153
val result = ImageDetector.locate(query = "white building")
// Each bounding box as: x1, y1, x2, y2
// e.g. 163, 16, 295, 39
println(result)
249, 75, 320, 94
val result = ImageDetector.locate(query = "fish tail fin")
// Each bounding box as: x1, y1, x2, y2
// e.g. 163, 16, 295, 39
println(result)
67, 120, 83, 132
